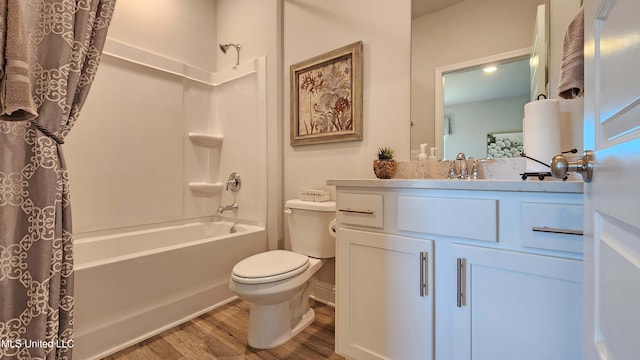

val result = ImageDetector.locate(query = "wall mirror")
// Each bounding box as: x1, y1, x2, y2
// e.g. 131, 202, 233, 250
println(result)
410, 0, 549, 159
436, 49, 531, 160
410, 0, 581, 158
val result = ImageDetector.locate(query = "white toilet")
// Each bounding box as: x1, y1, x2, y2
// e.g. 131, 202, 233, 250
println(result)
228, 199, 336, 349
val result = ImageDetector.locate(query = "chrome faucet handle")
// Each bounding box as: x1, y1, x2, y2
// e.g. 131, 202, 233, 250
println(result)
226, 172, 241, 192
448, 160, 457, 179
455, 153, 467, 179
470, 159, 479, 180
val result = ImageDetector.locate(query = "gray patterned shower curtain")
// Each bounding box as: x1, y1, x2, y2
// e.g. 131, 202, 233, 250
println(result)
0, 1, 115, 359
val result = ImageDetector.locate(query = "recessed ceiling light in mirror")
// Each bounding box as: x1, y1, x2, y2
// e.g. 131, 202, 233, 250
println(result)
483, 66, 497, 73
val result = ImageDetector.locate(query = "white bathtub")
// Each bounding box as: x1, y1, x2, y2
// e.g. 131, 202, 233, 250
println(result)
73, 221, 266, 360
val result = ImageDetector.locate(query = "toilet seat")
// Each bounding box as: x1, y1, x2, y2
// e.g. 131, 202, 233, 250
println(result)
231, 250, 310, 285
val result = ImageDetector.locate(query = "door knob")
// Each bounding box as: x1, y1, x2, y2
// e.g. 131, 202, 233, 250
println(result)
550, 150, 594, 182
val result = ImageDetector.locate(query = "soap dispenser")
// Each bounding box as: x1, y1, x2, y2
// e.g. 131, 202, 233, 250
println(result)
417, 143, 428, 179
429, 147, 438, 160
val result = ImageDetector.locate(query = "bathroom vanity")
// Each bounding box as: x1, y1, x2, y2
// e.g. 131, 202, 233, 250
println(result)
328, 179, 584, 360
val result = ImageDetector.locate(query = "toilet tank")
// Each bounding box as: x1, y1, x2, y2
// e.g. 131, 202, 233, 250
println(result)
285, 199, 336, 258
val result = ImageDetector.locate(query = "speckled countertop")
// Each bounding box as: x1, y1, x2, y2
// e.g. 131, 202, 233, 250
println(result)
328, 157, 584, 193
326, 178, 584, 193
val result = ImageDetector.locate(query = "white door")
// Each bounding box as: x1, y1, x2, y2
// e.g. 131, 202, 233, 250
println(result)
583, 0, 640, 359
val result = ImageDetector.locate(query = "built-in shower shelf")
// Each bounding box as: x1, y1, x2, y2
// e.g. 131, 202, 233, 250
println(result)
188, 133, 223, 148
188, 182, 224, 194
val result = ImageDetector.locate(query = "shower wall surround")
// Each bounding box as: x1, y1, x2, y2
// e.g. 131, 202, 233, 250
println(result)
65, 42, 267, 234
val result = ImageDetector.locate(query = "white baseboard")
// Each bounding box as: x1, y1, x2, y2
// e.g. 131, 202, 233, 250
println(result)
310, 280, 335, 307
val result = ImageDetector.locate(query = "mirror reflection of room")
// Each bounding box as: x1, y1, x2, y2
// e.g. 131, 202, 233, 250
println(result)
411, 0, 583, 160
442, 57, 529, 160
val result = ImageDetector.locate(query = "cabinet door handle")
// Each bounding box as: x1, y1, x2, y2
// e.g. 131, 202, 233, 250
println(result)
420, 252, 428, 297
338, 208, 374, 215
457, 258, 466, 307
532, 226, 583, 236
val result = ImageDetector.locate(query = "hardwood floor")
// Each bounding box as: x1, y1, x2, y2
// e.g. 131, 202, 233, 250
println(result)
103, 299, 345, 360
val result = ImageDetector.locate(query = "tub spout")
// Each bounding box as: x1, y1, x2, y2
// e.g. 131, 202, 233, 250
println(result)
217, 202, 238, 214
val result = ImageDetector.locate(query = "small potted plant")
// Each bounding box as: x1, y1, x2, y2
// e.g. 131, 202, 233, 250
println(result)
373, 147, 397, 179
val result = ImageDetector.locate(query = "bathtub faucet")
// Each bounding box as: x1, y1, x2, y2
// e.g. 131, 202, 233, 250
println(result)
217, 202, 238, 214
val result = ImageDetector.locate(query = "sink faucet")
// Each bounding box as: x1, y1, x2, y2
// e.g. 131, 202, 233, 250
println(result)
455, 152, 467, 179
217, 202, 238, 214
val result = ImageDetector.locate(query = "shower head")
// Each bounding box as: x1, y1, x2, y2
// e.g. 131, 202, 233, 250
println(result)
219, 43, 241, 68
219, 43, 240, 53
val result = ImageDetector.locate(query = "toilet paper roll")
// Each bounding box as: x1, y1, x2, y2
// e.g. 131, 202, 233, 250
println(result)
523, 99, 561, 173
328, 218, 337, 238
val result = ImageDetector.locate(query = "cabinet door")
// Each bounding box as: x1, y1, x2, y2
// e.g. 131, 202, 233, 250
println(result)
337, 228, 434, 360
452, 244, 582, 360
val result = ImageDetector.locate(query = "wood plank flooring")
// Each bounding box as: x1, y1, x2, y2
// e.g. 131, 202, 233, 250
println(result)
103, 299, 345, 360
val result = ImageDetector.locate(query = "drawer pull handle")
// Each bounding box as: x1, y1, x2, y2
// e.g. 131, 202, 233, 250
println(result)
532, 227, 583, 236
457, 258, 466, 307
419, 252, 428, 297
338, 208, 374, 215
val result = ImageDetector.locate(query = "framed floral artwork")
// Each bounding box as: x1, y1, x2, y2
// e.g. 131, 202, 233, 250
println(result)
290, 41, 363, 146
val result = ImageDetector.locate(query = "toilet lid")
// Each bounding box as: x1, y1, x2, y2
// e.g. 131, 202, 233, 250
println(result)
232, 250, 310, 284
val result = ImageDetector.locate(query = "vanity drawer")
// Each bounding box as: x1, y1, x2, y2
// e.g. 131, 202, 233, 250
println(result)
397, 196, 498, 242
337, 193, 384, 228
522, 202, 583, 254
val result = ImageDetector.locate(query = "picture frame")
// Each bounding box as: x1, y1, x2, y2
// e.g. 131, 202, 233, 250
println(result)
290, 41, 363, 146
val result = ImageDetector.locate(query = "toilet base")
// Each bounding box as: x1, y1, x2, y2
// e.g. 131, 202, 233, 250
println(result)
247, 305, 315, 349
229, 257, 325, 349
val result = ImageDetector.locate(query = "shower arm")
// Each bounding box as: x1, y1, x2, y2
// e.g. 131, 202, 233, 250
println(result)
233, 47, 239, 67
219, 43, 241, 68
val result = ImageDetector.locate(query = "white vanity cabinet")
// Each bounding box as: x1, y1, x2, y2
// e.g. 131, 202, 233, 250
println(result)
452, 245, 582, 360
335, 191, 434, 359
330, 179, 584, 360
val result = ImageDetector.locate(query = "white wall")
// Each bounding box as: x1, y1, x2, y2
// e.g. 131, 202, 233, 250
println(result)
284, 0, 412, 194
284, 0, 412, 286
411, 0, 543, 152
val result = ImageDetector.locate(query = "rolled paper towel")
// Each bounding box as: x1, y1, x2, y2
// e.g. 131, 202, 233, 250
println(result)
523, 99, 561, 172
328, 218, 337, 238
